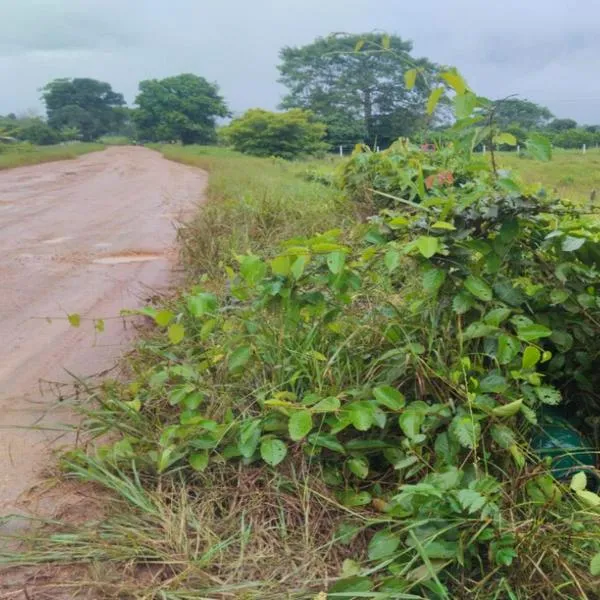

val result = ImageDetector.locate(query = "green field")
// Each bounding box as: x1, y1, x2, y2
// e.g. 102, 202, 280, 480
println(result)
0, 142, 105, 170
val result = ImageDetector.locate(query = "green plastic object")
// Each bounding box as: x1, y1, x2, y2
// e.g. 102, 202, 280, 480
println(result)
531, 414, 597, 485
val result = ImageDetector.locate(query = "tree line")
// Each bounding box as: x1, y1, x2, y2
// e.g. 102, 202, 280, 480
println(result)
1, 33, 596, 157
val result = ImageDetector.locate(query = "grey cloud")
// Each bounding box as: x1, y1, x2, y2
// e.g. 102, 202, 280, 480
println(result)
1, 0, 600, 123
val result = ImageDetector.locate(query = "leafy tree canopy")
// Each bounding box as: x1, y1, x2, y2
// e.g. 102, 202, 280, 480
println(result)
547, 117, 578, 131
222, 108, 327, 159
42, 78, 125, 141
133, 74, 229, 144
278, 33, 440, 148
492, 98, 553, 130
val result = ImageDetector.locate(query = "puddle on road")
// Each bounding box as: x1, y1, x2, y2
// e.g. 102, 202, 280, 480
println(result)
92, 253, 162, 265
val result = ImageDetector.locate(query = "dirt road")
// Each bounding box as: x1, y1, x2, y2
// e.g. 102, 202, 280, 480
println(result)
0, 146, 206, 516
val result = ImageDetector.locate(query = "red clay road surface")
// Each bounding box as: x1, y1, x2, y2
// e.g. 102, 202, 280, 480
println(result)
0, 146, 206, 516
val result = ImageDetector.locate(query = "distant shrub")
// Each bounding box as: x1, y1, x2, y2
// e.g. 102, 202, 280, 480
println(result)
16, 119, 60, 145
222, 108, 328, 159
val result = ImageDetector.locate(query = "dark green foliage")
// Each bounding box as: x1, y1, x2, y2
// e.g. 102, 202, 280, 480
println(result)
15, 119, 60, 145
42, 78, 125, 141
222, 108, 328, 159
493, 98, 554, 129
548, 118, 578, 131
278, 33, 440, 148
133, 74, 229, 144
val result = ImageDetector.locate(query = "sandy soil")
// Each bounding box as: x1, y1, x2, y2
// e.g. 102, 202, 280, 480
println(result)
0, 146, 206, 519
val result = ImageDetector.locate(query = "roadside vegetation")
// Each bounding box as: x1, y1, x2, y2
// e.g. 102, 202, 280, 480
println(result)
3, 55, 600, 600
0, 142, 105, 170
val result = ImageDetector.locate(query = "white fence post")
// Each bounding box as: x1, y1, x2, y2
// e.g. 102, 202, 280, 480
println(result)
482, 145, 486, 153
376, 145, 380, 152
583, 144, 587, 154
339, 145, 343, 157
517, 145, 520, 154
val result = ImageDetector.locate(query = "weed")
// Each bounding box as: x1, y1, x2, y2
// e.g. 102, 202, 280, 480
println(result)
0, 142, 105, 170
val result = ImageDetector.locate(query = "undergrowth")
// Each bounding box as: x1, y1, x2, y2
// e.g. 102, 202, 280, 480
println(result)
2, 72, 600, 599
0, 142, 105, 170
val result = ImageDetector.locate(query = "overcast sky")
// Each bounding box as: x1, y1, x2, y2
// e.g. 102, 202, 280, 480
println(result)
1, 0, 599, 123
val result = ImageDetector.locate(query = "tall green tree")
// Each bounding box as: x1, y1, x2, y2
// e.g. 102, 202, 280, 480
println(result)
133, 74, 229, 144
278, 33, 440, 148
42, 78, 125, 141
492, 98, 553, 130
547, 118, 578, 131
222, 108, 328, 159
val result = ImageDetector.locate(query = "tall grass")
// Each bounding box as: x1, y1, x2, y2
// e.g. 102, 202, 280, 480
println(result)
0, 142, 105, 170
160, 145, 350, 281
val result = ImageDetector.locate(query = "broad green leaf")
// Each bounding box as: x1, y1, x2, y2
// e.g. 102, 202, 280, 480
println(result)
517, 324, 552, 342
312, 396, 341, 413
462, 322, 497, 340
368, 529, 400, 560
498, 177, 521, 194
526, 133, 552, 161
457, 489, 486, 513
571, 471, 587, 492
480, 374, 508, 393
94, 319, 104, 333
187, 293, 217, 317
399, 405, 426, 440
182, 391, 204, 410
454, 91, 477, 119
373, 385, 405, 411
427, 86, 445, 115
228, 345, 251, 372
288, 410, 312, 441
67, 313, 81, 327
451, 415, 481, 449
464, 276, 492, 301
591, 552, 600, 576
260, 438, 287, 466
340, 490, 371, 507
382, 34, 391, 49
290, 254, 310, 279
239, 420, 261, 458
441, 71, 467, 94
492, 399, 523, 418
576, 489, 600, 507
490, 423, 516, 448
354, 39, 365, 52
327, 251, 346, 275
168, 323, 185, 344
431, 220, 456, 230
415, 236, 439, 258
270, 255, 291, 276
484, 308, 511, 327
155, 309, 174, 327
348, 402, 375, 431
404, 68, 417, 90
452, 292, 474, 314
307, 432, 345, 453
384, 248, 401, 273
493, 280, 525, 306
534, 385, 562, 405
347, 457, 369, 479
562, 236, 586, 252
189, 451, 209, 472
522, 346, 541, 369
494, 132, 517, 146
239, 255, 267, 285
422, 268, 446, 294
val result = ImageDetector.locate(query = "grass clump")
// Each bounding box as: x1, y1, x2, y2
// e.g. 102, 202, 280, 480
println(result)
159, 145, 350, 281
0, 142, 105, 170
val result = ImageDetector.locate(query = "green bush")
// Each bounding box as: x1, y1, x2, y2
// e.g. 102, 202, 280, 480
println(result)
222, 108, 328, 159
